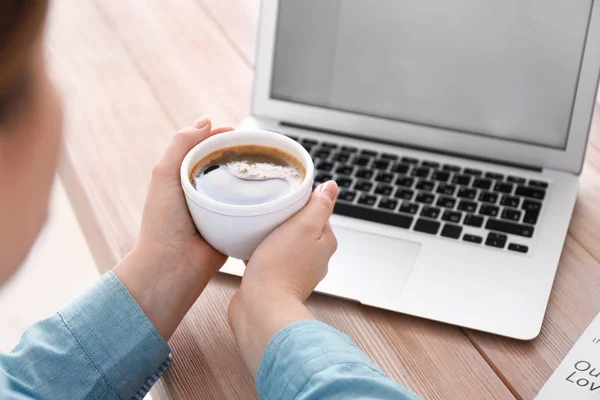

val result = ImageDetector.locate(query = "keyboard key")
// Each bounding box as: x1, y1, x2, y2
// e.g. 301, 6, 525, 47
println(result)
375, 172, 395, 184
402, 157, 419, 164
374, 184, 394, 196
411, 167, 430, 178
313, 149, 331, 159
529, 180, 548, 189
373, 159, 391, 170
392, 163, 410, 174
422, 161, 440, 168
336, 177, 353, 188
414, 219, 441, 235
355, 157, 370, 166
395, 188, 414, 200
415, 192, 435, 204
464, 214, 484, 228
416, 180, 436, 192
400, 202, 420, 215
479, 192, 498, 204
501, 195, 520, 208
464, 168, 482, 176
303, 143, 316, 152
381, 153, 398, 160
378, 198, 398, 211
441, 224, 462, 239
501, 209, 522, 222
396, 176, 415, 188
486, 232, 507, 249
321, 142, 338, 149
515, 185, 545, 200
457, 200, 477, 213
457, 188, 477, 200
523, 210, 540, 225
507, 175, 526, 184
315, 172, 333, 183
436, 183, 456, 196
431, 170, 451, 182
361, 149, 378, 157
356, 169, 375, 180
485, 172, 504, 180
452, 174, 472, 186
338, 190, 357, 202
333, 152, 352, 163
436, 196, 456, 209
494, 182, 514, 194
479, 205, 499, 217
472, 178, 492, 190
463, 234, 483, 244
335, 165, 355, 176
485, 219, 534, 238
508, 243, 529, 253
355, 180, 374, 192
342, 146, 358, 153
442, 211, 463, 224
521, 199, 542, 212
358, 194, 377, 207
421, 206, 441, 219
302, 138, 318, 146
334, 202, 413, 229
317, 161, 334, 172
443, 164, 461, 172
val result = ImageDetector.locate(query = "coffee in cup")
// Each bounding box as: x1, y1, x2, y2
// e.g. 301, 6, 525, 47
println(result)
190, 145, 306, 206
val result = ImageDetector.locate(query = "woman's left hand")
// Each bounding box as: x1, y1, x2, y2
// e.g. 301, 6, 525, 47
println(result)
114, 116, 233, 340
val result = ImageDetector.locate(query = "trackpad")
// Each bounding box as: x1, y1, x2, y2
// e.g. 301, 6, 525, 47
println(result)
315, 226, 421, 309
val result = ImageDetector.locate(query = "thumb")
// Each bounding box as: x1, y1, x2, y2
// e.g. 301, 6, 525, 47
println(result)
160, 116, 213, 168
296, 180, 338, 236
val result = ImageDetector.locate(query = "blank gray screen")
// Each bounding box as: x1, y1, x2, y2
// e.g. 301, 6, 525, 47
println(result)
271, 0, 593, 149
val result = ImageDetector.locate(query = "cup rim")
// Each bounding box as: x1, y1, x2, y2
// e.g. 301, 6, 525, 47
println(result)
180, 130, 315, 217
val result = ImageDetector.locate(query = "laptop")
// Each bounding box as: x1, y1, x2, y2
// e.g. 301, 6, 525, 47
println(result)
221, 0, 600, 340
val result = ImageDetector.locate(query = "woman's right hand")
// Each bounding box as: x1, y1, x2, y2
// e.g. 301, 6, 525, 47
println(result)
228, 180, 339, 377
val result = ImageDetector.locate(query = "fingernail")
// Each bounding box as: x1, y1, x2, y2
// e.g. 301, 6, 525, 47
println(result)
193, 115, 210, 128
320, 180, 338, 201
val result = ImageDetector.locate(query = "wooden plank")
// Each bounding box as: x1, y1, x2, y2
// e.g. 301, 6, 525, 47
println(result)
193, 0, 260, 65
47, 0, 516, 398
45, 0, 177, 269
94, 0, 253, 128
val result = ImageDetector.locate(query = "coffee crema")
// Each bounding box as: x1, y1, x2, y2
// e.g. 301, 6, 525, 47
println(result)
190, 144, 306, 206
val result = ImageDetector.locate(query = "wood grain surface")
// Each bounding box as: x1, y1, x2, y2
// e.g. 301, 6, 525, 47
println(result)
46, 0, 600, 399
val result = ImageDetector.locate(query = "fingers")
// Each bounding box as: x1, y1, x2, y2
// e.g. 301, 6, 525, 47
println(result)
155, 117, 234, 176
295, 181, 338, 236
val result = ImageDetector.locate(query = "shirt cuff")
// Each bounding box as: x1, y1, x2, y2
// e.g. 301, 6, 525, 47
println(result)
59, 271, 172, 400
256, 320, 387, 399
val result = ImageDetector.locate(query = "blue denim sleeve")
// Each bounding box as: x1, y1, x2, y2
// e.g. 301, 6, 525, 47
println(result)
256, 320, 421, 400
0, 271, 172, 400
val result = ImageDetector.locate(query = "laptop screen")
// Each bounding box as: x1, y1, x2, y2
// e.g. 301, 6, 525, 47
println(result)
270, 0, 594, 149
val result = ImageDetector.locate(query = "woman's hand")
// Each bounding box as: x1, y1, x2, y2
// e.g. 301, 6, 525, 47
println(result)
114, 116, 233, 340
228, 181, 339, 376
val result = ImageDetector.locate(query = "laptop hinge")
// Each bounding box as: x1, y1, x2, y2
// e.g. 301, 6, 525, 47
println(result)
280, 121, 543, 173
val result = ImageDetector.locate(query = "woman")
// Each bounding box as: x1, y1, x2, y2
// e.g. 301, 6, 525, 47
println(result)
0, 1, 419, 399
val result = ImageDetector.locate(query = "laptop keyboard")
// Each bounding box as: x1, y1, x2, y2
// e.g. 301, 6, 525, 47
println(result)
289, 135, 549, 255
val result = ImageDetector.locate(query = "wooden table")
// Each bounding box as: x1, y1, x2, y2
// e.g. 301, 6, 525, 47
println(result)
46, 1, 600, 398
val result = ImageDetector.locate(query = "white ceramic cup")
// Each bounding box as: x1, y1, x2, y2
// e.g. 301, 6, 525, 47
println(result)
180, 130, 315, 260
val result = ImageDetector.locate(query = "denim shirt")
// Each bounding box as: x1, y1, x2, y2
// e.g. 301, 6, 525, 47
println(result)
0, 272, 419, 399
